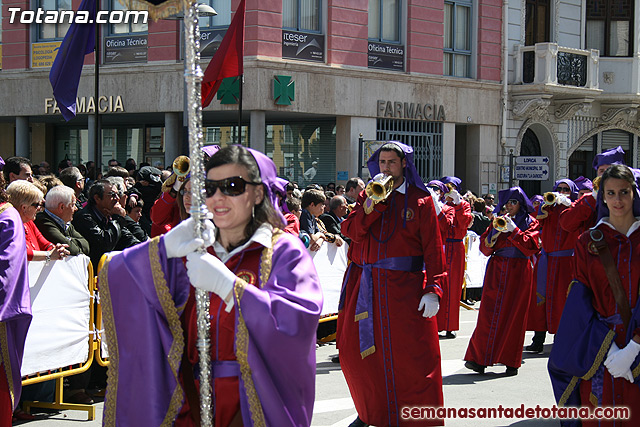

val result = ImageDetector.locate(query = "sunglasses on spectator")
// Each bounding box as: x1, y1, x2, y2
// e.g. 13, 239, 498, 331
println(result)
556, 186, 571, 193
205, 176, 259, 197
506, 199, 519, 205
107, 191, 120, 198
31, 201, 45, 208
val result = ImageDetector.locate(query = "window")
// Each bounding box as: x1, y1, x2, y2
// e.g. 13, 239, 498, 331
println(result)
200, 0, 231, 29
525, 0, 550, 45
110, 0, 147, 35
586, 0, 632, 57
283, 0, 321, 32
37, 0, 71, 41
444, 0, 471, 77
368, 0, 399, 42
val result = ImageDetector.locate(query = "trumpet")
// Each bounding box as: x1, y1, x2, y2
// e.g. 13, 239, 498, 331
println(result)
493, 216, 509, 233
543, 191, 557, 206
444, 182, 456, 196
163, 155, 191, 193
366, 173, 394, 202
172, 155, 190, 182
592, 176, 601, 192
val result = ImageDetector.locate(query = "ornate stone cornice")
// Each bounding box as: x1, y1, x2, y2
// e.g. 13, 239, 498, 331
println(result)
512, 97, 552, 120
554, 102, 592, 121
601, 107, 638, 124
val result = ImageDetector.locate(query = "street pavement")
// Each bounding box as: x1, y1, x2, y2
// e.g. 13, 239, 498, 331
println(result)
20, 305, 560, 426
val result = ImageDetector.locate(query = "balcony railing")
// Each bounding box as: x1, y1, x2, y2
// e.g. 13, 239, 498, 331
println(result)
514, 43, 599, 89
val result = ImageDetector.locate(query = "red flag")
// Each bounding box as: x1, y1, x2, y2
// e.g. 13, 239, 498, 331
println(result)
201, 0, 245, 107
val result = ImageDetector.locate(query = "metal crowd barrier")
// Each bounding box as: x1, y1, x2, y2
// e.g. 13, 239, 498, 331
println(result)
22, 260, 109, 421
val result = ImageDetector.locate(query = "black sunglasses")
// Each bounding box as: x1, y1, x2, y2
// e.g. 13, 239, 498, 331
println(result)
556, 186, 571, 193
31, 201, 45, 208
205, 176, 258, 197
506, 199, 519, 205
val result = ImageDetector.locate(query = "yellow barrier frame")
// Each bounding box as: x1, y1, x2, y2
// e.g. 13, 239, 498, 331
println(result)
22, 261, 101, 420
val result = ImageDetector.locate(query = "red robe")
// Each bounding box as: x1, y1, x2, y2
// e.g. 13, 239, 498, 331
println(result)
437, 200, 472, 332
527, 203, 579, 333
150, 192, 181, 237
573, 222, 640, 426
465, 216, 540, 369
337, 185, 446, 427
175, 244, 261, 427
559, 192, 597, 236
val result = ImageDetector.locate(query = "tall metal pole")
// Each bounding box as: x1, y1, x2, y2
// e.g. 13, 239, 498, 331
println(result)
184, 0, 212, 425
94, 3, 102, 172
237, 74, 243, 144
509, 149, 514, 188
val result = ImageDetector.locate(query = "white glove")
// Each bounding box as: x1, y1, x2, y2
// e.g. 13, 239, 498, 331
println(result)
557, 194, 571, 207
163, 217, 215, 259
448, 190, 462, 205
173, 176, 183, 192
186, 251, 236, 310
505, 216, 518, 233
427, 187, 442, 216
418, 293, 440, 318
604, 339, 640, 382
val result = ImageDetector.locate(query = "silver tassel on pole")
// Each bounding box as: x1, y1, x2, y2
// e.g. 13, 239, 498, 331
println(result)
183, 0, 213, 425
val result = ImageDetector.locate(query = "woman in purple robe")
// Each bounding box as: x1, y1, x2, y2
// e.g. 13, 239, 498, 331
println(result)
99, 145, 322, 427
0, 161, 32, 425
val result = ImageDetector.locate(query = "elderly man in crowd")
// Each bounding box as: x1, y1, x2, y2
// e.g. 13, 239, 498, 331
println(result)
319, 195, 351, 245
34, 185, 89, 257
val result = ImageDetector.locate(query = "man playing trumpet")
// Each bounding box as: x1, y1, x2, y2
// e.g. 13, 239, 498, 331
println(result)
465, 187, 541, 376
526, 179, 580, 353
337, 141, 446, 427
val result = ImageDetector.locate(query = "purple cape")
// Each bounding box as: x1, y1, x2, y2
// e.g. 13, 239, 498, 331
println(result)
0, 203, 32, 409
245, 147, 287, 224
440, 176, 462, 193
202, 145, 220, 157
99, 232, 322, 426
592, 145, 625, 170
548, 280, 627, 427
573, 176, 593, 191
487, 187, 535, 241
366, 141, 427, 192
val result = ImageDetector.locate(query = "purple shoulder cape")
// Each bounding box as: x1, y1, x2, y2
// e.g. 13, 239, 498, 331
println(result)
547, 279, 640, 427
0, 203, 32, 409
100, 231, 322, 427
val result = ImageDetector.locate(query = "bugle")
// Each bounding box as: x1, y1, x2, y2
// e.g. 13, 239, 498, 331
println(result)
592, 176, 601, 192
366, 173, 394, 202
172, 155, 190, 181
543, 191, 557, 206
493, 216, 509, 233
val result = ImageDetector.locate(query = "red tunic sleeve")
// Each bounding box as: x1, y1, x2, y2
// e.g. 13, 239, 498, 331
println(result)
507, 217, 541, 257
437, 204, 455, 239
341, 190, 390, 243
450, 199, 473, 239
559, 193, 597, 234
150, 192, 181, 237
